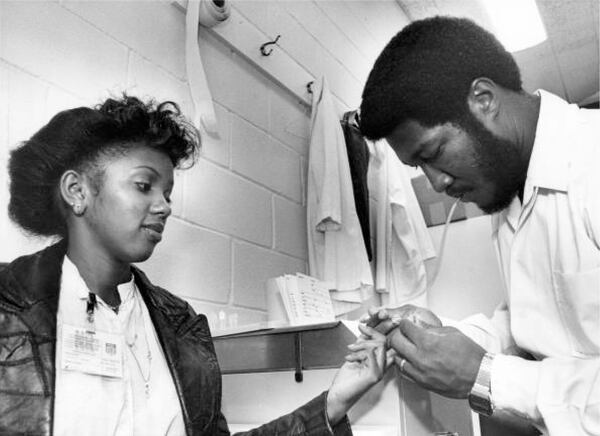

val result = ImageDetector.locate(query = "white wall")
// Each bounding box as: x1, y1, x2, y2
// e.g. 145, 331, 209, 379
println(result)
0, 0, 410, 330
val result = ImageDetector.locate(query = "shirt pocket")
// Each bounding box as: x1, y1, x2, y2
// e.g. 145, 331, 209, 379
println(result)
0, 333, 46, 395
553, 267, 600, 356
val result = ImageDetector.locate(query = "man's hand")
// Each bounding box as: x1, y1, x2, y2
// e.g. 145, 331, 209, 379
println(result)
388, 319, 486, 399
360, 305, 442, 335
326, 324, 389, 425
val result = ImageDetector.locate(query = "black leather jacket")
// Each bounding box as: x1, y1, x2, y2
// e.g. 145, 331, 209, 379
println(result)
0, 242, 352, 436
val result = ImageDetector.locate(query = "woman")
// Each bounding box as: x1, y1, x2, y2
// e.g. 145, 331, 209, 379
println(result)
0, 96, 387, 435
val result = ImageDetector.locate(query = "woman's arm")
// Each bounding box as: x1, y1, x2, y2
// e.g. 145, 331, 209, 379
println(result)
216, 324, 388, 436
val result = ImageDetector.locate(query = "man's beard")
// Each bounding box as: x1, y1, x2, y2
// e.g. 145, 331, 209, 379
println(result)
460, 114, 529, 214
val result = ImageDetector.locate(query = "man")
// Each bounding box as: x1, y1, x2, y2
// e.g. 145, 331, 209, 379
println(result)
358, 16, 599, 435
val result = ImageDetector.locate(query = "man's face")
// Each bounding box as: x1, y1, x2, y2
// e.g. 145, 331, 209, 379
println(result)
385, 115, 527, 214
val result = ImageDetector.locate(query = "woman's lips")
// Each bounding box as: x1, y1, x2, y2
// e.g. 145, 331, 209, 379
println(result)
142, 223, 164, 241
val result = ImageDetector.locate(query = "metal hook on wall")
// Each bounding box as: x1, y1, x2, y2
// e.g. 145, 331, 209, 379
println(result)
306, 81, 314, 94
260, 35, 281, 56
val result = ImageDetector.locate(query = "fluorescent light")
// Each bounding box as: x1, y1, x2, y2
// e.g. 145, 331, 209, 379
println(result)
482, 0, 547, 52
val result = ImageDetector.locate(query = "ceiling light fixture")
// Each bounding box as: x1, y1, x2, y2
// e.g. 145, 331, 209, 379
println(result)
482, 0, 547, 52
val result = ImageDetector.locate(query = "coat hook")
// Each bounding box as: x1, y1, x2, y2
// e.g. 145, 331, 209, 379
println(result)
260, 35, 281, 56
306, 81, 314, 94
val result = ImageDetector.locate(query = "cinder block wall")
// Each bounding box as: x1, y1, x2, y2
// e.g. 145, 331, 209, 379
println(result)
0, 0, 408, 329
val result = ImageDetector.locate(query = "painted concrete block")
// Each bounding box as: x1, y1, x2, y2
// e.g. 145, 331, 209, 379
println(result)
184, 159, 272, 247
198, 27, 269, 130
231, 115, 302, 202
140, 217, 231, 304
62, 1, 186, 79
232, 241, 306, 309
273, 196, 307, 260
45, 86, 87, 121
1, 1, 128, 101
5, 67, 49, 149
266, 3, 319, 78
128, 52, 192, 117
268, 86, 310, 156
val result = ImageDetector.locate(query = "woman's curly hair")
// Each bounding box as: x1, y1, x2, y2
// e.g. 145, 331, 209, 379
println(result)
8, 95, 200, 238
360, 16, 522, 140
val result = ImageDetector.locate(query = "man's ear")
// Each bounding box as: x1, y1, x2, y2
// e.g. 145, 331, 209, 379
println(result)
59, 170, 88, 216
467, 78, 500, 123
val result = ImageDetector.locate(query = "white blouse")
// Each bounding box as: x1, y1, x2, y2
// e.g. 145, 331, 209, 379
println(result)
53, 256, 185, 436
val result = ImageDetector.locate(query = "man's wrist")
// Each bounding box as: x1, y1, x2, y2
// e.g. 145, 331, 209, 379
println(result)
468, 352, 495, 416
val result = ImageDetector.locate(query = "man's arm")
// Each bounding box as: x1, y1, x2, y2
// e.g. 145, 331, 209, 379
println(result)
444, 303, 519, 355
490, 353, 600, 434
387, 319, 600, 435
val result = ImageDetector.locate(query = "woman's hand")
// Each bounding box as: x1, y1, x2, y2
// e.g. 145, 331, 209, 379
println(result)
326, 324, 389, 425
360, 304, 442, 334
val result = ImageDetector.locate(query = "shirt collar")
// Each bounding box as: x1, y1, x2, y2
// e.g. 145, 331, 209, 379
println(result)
525, 90, 574, 192
492, 90, 574, 235
61, 255, 136, 303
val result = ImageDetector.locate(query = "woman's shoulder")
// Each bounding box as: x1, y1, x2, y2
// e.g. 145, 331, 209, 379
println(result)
131, 266, 196, 316
0, 241, 66, 306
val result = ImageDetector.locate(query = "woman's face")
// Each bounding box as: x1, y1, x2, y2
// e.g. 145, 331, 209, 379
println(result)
81, 145, 174, 264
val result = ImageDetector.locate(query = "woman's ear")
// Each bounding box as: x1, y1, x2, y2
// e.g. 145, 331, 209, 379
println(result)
59, 170, 88, 216
467, 78, 500, 123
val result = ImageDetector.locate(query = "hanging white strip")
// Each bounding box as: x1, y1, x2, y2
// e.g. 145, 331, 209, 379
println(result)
185, 0, 230, 136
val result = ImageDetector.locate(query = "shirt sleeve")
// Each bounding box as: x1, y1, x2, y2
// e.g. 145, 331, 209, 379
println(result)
495, 141, 598, 433
491, 355, 600, 435
584, 161, 600, 252
309, 82, 344, 232
446, 306, 600, 434
491, 171, 600, 434
443, 302, 519, 354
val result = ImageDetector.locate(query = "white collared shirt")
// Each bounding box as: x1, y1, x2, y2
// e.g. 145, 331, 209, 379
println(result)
53, 256, 185, 436
370, 139, 436, 306
307, 76, 374, 312
457, 91, 600, 435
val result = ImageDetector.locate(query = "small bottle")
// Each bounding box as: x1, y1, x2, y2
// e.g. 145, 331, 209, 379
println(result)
218, 310, 227, 330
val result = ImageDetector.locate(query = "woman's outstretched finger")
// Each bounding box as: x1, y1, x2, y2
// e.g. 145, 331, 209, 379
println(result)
345, 350, 369, 362
357, 323, 387, 340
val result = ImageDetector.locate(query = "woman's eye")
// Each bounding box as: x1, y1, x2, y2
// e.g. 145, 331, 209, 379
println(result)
135, 182, 151, 192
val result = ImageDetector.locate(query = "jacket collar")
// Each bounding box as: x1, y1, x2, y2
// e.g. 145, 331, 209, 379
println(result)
3, 240, 194, 333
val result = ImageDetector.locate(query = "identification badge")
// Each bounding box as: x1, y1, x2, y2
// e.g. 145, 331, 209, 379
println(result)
60, 324, 123, 378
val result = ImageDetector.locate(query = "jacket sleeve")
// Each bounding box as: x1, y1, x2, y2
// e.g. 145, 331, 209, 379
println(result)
215, 391, 352, 436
